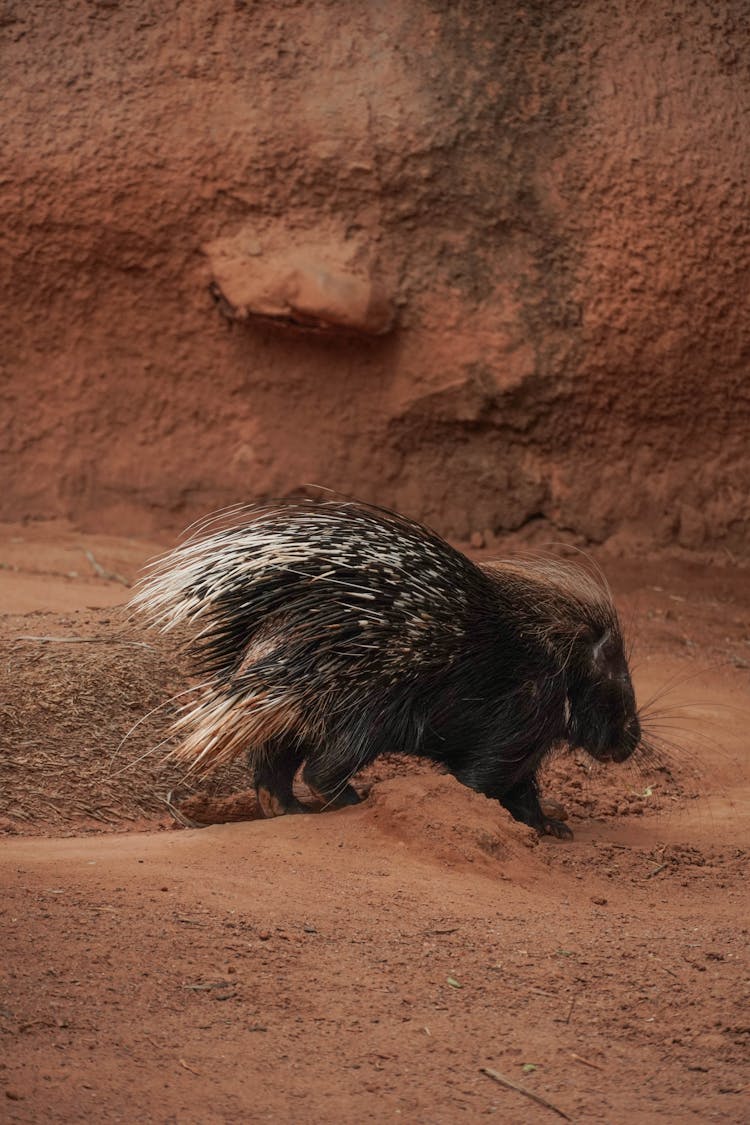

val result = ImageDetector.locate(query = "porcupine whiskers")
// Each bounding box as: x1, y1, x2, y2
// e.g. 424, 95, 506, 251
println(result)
634, 659, 744, 763
169, 677, 307, 777
628, 687, 733, 785
637, 711, 722, 770
623, 598, 642, 667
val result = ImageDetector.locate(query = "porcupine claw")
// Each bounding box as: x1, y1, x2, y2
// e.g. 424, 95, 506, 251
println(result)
539, 796, 569, 822
538, 796, 572, 838
542, 818, 574, 840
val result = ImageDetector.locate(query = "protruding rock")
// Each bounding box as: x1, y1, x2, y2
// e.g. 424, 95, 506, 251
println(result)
205, 228, 395, 336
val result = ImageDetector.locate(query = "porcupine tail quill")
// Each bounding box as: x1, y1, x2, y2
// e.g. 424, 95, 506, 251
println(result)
130, 506, 311, 774
130, 508, 265, 634
163, 683, 303, 774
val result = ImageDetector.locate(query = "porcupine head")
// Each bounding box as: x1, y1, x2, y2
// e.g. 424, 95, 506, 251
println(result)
490, 558, 641, 766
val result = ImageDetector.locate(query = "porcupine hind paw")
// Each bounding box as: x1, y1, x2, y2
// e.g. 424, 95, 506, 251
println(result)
301, 761, 361, 812
253, 741, 310, 819
256, 787, 310, 818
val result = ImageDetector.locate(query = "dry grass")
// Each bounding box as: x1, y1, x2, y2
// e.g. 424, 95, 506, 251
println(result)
0, 607, 246, 831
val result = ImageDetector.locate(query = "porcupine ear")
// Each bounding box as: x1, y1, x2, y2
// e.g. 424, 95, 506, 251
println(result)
590, 628, 613, 673
572, 623, 610, 671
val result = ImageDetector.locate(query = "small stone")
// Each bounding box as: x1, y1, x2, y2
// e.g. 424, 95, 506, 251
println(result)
469, 531, 485, 549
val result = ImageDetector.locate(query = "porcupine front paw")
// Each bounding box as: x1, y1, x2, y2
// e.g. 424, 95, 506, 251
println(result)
541, 817, 574, 840
539, 797, 573, 838
500, 778, 574, 840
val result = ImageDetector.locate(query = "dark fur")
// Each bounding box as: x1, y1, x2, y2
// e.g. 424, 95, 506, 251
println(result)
135, 499, 641, 837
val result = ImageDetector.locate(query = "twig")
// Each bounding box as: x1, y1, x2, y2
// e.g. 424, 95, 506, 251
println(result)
86, 809, 118, 824
84, 549, 130, 587
163, 791, 203, 829
646, 863, 668, 879
14, 636, 155, 650
19, 1019, 57, 1033
571, 1052, 603, 1071
554, 995, 577, 1024
179, 1058, 201, 1076
480, 1068, 571, 1121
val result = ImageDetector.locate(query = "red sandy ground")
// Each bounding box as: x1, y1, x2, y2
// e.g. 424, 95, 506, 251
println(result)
0, 525, 749, 1123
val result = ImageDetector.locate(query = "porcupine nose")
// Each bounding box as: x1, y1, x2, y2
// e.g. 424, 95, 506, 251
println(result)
611, 715, 641, 762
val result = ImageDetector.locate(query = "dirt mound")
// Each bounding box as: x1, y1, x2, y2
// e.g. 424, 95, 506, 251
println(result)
363, 774, 540, 877
174, 772, 544, 881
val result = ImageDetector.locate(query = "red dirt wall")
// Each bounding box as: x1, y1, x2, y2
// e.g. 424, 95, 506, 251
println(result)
1, 1, 749, 550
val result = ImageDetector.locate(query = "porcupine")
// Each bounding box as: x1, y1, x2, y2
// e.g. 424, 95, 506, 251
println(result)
132, 498, 641, 839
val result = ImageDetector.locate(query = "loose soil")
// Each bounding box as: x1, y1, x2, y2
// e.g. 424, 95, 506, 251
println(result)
1, 526, 749, 1123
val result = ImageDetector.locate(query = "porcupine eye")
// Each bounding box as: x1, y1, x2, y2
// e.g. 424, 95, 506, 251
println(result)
566, 628, 640, 764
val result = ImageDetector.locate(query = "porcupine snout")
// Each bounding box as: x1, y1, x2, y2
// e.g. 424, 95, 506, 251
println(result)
568, 668, 640, 764
600, 714, 641, 762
